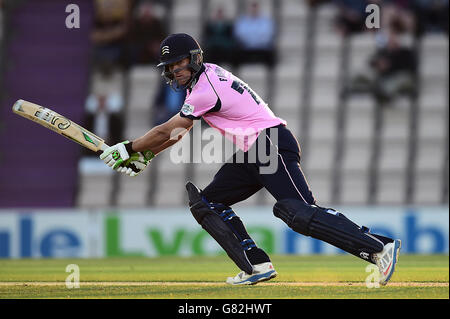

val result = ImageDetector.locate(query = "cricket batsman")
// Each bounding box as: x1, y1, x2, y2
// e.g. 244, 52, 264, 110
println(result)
99, 33, 401, 285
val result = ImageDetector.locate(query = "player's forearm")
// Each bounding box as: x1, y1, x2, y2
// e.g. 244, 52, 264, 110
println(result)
131, 125, 190, 155
131, 125, 171, 153
151, 137, 181, 155
128, 114, 193, 155
148, 125, 191, 155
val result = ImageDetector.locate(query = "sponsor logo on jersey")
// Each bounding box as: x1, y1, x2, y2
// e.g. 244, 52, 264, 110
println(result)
181, 103, 194, 115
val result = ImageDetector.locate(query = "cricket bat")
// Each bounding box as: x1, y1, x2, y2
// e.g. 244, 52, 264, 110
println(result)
12, 99, 109, 152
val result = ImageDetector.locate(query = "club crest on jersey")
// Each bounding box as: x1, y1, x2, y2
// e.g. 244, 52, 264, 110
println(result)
181, 103, 194, 115
161, 46, 170, 55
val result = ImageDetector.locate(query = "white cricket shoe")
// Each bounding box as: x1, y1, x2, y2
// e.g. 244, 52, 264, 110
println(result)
226, 262, 277, 285
373, 239, 401, 286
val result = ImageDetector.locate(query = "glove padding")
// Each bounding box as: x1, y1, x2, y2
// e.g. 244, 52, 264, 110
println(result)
116, 150, 154, 176
100, 141, 154, 176
100, 141, 132, 169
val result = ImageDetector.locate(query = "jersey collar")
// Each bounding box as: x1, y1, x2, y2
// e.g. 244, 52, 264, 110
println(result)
188, 64, 206, 92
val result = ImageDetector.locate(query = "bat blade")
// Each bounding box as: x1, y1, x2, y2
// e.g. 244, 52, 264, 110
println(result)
12, 99, 109, 152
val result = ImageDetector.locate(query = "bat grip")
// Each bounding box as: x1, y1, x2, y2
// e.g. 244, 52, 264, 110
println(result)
100, 143, 110, 151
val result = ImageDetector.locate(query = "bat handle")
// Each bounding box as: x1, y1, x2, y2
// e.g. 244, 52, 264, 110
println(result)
100, 143, 110, 152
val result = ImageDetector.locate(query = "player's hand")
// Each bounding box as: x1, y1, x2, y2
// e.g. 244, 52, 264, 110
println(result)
116, 150, 154, 177
100, 141, 132, 170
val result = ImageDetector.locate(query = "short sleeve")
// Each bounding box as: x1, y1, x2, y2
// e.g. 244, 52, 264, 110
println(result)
179, 82, 220, 120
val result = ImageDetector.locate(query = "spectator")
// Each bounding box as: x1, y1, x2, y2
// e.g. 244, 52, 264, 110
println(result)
373, 0, 416, 36
333, 0, 368, 36
306, 0, 331, 7
126, 0, 167, 66
91, 0, 132, 72
152, 79, 186, 126
346, 28, 417, 105
83, 92, 125, 156
413, 0, 449, 35
202, 6, 235, 66
233, 1, 276, 68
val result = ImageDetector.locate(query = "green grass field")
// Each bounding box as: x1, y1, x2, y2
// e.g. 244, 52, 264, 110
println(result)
0, 254, 448, 299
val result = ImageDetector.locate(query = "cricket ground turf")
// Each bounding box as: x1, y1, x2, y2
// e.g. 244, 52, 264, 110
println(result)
0, 254, 447, 299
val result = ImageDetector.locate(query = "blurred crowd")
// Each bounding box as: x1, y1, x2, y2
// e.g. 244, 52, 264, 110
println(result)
202, 1, 276, 69
84, 0, 278, 153
330, 0, 448, 37
84, 0, 168, 153
329, 0, 448, 105
83, 0, 449, 152
90, 0, 166, 72
88, 0, 279, 72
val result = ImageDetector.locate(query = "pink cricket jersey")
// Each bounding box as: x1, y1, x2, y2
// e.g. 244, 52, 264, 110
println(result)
180, 63, 286, 151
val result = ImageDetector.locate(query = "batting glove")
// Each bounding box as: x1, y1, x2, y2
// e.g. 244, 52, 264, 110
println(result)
100, 141, 132, 170
117, 150, 154, 177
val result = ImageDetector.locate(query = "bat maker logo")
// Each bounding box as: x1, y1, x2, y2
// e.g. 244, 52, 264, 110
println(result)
35, 107, 71, 130
111, 151, 121, 160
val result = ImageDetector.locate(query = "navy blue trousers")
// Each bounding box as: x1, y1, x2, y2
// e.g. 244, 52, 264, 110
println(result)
201, 125, 316, 206
200, 125, 392, 267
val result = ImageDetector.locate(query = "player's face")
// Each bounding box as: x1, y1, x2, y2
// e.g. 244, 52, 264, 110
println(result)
168, 58, 192, 86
